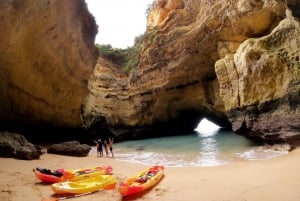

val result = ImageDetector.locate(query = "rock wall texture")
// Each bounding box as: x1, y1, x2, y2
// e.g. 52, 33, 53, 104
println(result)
0, 0, 98, 129
0, 0, 298, 145
215, 10, 300, 144
83, 0, 300, 144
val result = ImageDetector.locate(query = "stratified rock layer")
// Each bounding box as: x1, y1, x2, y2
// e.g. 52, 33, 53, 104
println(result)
82, 0, 300, 144
0, 0, 98, 129
0, 0, 298, 145
215, 12, 300, 144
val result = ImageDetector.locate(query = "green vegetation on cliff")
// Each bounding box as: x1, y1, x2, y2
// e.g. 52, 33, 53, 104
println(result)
95, 33, 145, 74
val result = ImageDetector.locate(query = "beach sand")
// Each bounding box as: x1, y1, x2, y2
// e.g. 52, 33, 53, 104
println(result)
1, 148, 300, 201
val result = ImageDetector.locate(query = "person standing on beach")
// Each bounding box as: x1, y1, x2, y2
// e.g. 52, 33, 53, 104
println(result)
108, 137, 114, 158
93, 139, 100, 157
97, 138, 103, 157
103, 140, 109, 157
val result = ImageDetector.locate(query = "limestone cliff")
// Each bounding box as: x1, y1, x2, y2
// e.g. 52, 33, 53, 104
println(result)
2, 0, 297, 145
215, 10, 300, 144
82, 0, 300, 144
0, 0, 98, 129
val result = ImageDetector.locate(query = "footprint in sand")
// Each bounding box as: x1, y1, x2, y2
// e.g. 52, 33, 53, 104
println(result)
154, 187, 167, 196
1, 187, 15, 201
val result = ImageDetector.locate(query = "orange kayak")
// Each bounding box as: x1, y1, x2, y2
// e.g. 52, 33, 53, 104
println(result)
34, 166, 112, 183
118, 165, 164, 196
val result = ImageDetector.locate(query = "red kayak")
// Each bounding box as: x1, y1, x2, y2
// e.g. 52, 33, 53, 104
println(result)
34, 167, 64, 183
34, 166, 113, 183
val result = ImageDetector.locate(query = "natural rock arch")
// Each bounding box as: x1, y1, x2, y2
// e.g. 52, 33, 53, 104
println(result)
82, 0, 300, 146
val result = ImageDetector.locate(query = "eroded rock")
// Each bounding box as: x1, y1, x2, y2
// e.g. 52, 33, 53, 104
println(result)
0, 0, 98, 129
215, 12, 300, 144
0, 132, 44, 160
47, 141, 91, 157
82, 0, 289, 141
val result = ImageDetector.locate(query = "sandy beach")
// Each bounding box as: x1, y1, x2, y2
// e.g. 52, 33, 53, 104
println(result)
1, 147, 300, 201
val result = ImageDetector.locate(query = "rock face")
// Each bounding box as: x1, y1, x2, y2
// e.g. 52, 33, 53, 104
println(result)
0, 132, 44, 160
215, 11, 300, 145
82, 0, 300, 144
0, 0, 98, 129
0, 0, 298, 145
47, 141, 91, 157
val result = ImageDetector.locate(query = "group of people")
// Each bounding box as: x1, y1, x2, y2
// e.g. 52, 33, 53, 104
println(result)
94, 138, 114, 158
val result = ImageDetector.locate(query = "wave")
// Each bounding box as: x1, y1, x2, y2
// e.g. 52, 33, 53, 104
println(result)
111, 146, 288, 167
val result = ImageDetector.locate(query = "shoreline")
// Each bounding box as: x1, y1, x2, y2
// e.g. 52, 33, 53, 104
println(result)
110, 132, 292, 168
109, 143, 291, 167
0, 148, 300, 201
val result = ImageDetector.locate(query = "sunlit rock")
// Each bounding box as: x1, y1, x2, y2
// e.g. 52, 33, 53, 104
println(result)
215, 11, 300, 144
82, 0, 288, 140
0, 0, 98, 129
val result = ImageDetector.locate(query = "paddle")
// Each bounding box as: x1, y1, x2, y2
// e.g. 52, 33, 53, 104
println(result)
41, 191, 97, 201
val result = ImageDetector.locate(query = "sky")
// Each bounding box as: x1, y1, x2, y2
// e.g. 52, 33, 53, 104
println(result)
85, 0, 155, 49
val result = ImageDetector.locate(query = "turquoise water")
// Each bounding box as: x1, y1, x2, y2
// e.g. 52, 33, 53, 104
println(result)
93, 120, 289, 167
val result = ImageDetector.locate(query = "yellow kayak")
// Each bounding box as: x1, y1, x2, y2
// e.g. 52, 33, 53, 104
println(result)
51, 175, 116, 194
118, 165, 164, 196
63, 166, 112, 181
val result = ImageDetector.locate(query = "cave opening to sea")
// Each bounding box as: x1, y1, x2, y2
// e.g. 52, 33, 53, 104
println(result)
105, 118, 289, 167
84, 1, 290, 167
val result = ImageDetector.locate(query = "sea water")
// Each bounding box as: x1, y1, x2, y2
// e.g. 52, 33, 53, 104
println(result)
96, 119, 289, 167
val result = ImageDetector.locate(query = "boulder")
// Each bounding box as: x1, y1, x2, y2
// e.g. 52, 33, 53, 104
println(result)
47, 141, 91, 157
0, 132, 44, 160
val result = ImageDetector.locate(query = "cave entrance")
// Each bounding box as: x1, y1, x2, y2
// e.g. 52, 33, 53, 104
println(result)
194, 118, 221, 136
